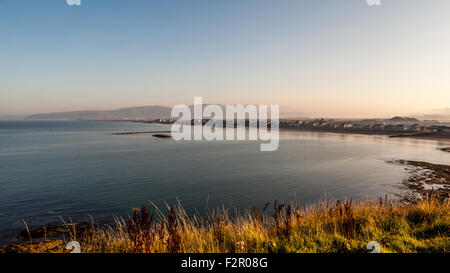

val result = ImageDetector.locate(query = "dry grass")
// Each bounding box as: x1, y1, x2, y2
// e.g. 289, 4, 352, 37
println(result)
2, 195, 449, 253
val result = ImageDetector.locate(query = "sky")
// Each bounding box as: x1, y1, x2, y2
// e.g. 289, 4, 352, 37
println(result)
1, 0, 450, 118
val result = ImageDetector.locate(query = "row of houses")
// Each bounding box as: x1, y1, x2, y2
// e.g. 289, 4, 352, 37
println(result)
148, 117, 450, 134
279, 119, 450, 134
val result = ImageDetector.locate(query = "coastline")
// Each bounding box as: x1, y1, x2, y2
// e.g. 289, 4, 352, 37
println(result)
388, 160, 450, 203
102, 119, 450, 143
279, 127, 450, 143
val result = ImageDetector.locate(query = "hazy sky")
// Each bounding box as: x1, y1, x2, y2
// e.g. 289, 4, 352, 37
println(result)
1, 0, 450, 118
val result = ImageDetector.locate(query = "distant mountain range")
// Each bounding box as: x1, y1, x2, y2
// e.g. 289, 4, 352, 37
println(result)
20, 107, 450, 122
411, 108, 450, 122
25, 106, 173, 120
24, 105, 307, 120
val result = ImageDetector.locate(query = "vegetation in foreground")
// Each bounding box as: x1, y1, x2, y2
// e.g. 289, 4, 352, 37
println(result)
2, 195, 449, 253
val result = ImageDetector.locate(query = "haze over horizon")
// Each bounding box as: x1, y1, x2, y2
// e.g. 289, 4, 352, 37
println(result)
1, 0, 450, 118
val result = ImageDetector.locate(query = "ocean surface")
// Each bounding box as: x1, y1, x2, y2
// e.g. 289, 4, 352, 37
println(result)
0, 120, 449, 244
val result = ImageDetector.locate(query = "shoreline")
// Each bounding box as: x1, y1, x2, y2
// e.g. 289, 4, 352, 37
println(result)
105, 119, 450, 143
279, 127, 450, 143
111, 118, 450, 143
387, 160, 450, 203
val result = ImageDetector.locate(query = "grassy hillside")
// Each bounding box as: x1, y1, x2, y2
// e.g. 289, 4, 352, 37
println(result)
3, 195, 448, 253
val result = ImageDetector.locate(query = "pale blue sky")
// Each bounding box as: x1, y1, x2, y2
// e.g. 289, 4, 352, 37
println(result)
1, 0, 449, 117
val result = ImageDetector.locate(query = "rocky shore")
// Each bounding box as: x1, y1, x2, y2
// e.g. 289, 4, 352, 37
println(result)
391, 160, 450, 203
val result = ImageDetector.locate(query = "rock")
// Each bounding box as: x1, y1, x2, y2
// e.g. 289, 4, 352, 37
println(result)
152, 134, 171, 138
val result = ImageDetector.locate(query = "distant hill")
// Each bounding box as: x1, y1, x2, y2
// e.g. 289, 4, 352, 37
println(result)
25, 105, 306, 120
412, 108, 450, 122
386, 116, 420, 125
25, 106, 173, 120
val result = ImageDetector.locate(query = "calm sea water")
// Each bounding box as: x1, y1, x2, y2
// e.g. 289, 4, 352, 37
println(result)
0, 120, 449, 244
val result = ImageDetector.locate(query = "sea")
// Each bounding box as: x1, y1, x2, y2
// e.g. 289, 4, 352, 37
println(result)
0, 120, 449, 244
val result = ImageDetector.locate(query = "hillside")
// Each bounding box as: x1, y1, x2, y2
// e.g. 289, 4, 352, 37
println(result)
413, 108, 450, 122
25, 105, 306, 120
386, 116, 420, 125
25, 106, 173, 120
